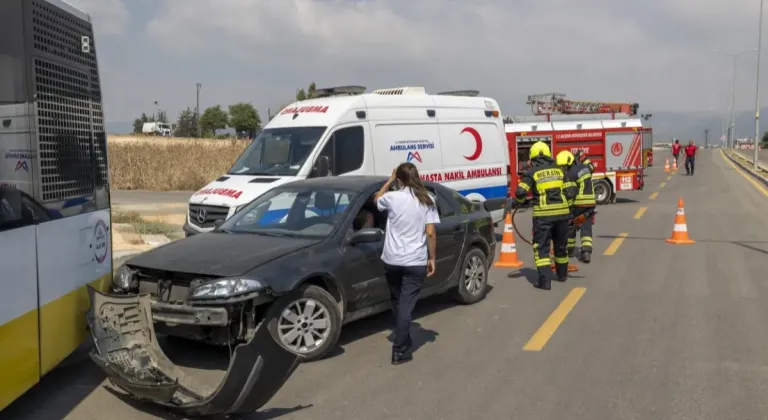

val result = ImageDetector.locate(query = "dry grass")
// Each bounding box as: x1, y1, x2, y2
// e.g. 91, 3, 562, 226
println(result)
112, 211, 180, 237
108, 136, 249, 191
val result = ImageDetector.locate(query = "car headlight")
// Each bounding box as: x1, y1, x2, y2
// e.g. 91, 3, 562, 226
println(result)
113, 265, 137, 291
189, 278, 266, 300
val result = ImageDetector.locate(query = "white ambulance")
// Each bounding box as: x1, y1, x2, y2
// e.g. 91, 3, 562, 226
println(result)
183, 86, 510, 236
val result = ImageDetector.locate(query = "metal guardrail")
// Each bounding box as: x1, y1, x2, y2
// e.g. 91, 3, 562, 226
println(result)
724, 150, 768, 185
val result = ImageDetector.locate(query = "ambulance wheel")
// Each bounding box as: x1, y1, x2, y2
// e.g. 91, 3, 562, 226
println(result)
593, 179, 612, 205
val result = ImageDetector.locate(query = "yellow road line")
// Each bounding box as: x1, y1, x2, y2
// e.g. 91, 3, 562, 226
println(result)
603, 232, 628, 255
649, 191, 659, 200
633, 207, 647, 219
659, 182, 666, 188
721, 150, 768, 197
523, 287, 586, 352
666, 175, 673, 181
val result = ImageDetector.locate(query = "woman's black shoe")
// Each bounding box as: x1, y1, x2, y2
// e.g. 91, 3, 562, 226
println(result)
392, 351, 413, 365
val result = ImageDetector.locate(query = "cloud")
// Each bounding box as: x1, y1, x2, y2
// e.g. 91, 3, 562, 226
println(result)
64, 0, 129, 36
67, 0, 767, 126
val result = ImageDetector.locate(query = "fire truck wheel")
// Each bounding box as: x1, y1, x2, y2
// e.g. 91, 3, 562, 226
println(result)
593, 179, 612, 205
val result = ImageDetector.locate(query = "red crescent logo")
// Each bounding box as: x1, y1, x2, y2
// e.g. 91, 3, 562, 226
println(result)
461, 127, 482, 160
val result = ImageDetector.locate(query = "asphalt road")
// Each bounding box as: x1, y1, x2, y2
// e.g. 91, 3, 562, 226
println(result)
4, 150, 768, 419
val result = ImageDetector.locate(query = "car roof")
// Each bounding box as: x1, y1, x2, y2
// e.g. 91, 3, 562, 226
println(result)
279, 176, 390, 192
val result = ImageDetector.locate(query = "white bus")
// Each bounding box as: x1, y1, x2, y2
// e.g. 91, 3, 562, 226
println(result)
0, 0, 112, 410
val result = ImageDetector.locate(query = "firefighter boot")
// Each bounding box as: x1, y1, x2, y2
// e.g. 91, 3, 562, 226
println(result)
555, 263, 569, 282
581, 250, 592, 264
567, 247, 575, 258
534, 267, 551, 290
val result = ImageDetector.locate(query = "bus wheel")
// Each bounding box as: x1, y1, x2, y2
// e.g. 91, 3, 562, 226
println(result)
593, 179, 612, 205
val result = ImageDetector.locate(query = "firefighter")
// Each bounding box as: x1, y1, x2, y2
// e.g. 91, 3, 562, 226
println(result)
512, 141, 574, 290
557, 150, 596, 263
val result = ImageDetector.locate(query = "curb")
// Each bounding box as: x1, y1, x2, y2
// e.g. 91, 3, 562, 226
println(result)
723, 150, 768, 186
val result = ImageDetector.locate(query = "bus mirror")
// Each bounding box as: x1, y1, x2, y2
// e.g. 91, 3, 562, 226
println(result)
213, 219, 225, 229
313, 156, 330, 177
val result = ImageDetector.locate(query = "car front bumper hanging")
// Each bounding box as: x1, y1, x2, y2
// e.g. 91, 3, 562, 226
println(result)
85, 287, 301, 417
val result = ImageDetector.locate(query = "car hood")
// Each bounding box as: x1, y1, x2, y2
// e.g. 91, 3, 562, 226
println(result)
126, 232, 320, 278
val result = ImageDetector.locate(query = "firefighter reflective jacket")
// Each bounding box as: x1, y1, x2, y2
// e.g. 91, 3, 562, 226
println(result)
515, 156, 573, 219
564, 161, 596, 207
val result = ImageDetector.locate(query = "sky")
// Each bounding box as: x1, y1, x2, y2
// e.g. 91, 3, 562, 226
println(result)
64, 0, 768, 132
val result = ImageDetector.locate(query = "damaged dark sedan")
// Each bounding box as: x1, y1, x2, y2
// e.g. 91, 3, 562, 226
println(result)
112, 176, 497, 361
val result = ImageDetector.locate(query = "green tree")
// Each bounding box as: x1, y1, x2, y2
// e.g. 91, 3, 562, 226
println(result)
761, 131, 768, 147
200, 105, 229, 137
132, 112, 152, 134
295, 81, 317, 101
228, 102, 261, 134
175, 107, 199, 137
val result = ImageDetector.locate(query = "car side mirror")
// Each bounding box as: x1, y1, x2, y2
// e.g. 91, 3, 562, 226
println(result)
347, 228, 384, 244
213, 219, 225, 229
313, 155, 330, 178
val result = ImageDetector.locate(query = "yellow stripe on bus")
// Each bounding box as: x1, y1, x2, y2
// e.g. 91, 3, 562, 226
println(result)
40, 274, 112, 374
0, 309, 39, 411
0, 274, 111, 410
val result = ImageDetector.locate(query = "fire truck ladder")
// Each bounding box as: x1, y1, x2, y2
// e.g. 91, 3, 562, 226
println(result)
526, 92, 639, 118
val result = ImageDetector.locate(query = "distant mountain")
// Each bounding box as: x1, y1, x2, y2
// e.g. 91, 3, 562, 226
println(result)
646, 108, 768, 145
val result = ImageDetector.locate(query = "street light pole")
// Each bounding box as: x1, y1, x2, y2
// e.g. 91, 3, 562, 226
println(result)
730, 56, 738, 148
196, 83, 202, 138
754, 0, 764, 170
713, 48, 758, 148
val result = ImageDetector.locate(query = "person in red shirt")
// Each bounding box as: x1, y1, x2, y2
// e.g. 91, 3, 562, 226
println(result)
684, 140, 697, 175
671, 140, 682, 166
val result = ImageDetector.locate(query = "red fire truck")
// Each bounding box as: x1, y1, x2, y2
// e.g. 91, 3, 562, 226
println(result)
505, 93, 653, 205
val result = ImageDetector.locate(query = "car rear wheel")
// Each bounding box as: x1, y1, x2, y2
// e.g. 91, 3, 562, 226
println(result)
266, 284, 342, 362
593, 179, 612, 205
453, 248, 489, 305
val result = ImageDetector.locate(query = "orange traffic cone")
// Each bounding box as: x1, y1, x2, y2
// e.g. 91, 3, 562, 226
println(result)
550, 249, 579, 272
666, 197, 695, 244
672, 159, 678, 171
495, 213, 524, 268
664, 159, 670, 172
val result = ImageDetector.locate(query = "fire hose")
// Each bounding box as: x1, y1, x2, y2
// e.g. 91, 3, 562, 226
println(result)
507, 204, 596, 247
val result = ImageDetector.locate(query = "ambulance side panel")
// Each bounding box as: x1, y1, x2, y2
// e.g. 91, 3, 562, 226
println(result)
434, 105, 507, 203
366, 94, 440, 176
370, 122, 443, 176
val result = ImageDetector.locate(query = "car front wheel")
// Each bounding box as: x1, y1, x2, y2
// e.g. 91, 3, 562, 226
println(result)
453, 247, 489, 305
266, 284, 342, 362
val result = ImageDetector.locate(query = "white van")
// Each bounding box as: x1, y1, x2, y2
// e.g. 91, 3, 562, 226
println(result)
183, 86, 510, 236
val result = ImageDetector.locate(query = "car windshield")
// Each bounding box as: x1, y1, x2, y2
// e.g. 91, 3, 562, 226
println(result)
220, 187, 358, 238
228, 126, 327, 176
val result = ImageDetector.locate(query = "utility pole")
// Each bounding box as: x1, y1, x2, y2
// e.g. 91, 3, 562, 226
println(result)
754, 0, 764, 170
713, 49, 758, 148
196, 83, 202, 138
704, 129, 709, 147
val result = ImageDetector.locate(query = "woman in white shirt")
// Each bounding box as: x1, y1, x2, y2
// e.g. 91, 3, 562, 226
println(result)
374, 162, 440, 365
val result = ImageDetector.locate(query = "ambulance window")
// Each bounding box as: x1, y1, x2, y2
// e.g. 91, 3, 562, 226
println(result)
318, 126, 364, 176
